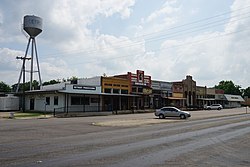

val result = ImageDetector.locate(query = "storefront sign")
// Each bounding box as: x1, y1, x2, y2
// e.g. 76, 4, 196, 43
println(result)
73, 85, 96, 90
143, 88, 152, 95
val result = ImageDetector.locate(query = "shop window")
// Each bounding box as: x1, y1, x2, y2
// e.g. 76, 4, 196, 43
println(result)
113, 89, 120, 94
46, 97, 50, 105
91, 98, 99, 103
83, 97, 90, 105
144, 97, 149, 106
54, 96, 58, 105
104, 88, 112, 93
71, 96, 90, 105
121, 89, 128, 94
132, 87, 137, 93
138, 87, 143, 93
71, 96, 81, 105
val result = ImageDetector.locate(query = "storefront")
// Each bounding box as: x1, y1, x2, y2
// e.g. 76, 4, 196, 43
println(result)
151, 80, 172, 108
115, 70, 152, 109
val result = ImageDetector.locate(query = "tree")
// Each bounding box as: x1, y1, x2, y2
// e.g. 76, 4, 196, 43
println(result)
43, 79, 60, 86
68, 76, 78, 84
214, 80, 241, 95
12, 80, 40, 92
243, 87, 250, 98
0, 81, 11, 92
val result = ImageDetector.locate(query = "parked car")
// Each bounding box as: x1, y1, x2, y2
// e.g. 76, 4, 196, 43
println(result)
205, 104, 223, 110
155, 106, 191, 119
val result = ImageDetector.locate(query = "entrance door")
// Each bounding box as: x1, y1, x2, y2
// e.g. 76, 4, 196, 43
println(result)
30, 99, 35, 110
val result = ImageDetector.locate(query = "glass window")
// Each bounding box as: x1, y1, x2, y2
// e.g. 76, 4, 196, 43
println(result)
71, 96, 90, 105
91, 98, 99, 103
113, 89, 120, 94
104, 88, 112, 93
83, 97, 90, 105
54, 96, 58, 105
138, 87, 143, 93
46, 97, 50, 105
121, 89, 128, 94
71, 96, 81, 105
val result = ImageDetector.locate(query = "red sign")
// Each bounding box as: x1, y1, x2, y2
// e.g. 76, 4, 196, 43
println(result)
128, 70, 151, 87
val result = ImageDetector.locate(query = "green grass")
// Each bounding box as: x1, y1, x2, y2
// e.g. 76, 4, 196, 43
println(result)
13, 112, 45, 118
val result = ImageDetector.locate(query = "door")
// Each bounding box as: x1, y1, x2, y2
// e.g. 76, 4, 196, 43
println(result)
30, 99, 35, 110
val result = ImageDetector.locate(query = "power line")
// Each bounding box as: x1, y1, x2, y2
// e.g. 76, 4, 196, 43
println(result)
65, 27, 250, 66
38, 11, 250, 65
39, 5, 250, 58
8, 5, 250, 66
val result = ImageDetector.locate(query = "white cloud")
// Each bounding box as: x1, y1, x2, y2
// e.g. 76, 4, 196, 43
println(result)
146, 1, 179, 23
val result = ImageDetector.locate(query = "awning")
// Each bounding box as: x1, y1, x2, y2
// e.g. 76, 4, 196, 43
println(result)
224, 94, 245, 102
198, 98, 216, 101
166, 97, 186, 100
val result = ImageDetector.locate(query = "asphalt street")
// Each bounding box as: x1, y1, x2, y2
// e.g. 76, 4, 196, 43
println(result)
0, 108, 249, 167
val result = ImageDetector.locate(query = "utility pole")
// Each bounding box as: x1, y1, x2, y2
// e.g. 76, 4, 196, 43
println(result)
16, 56, 31, 112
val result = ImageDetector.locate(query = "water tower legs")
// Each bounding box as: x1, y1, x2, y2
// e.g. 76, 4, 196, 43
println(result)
16, 37, 42, 92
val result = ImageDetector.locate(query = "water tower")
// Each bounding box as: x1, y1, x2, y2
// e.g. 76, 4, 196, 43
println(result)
16, 15, 43, 93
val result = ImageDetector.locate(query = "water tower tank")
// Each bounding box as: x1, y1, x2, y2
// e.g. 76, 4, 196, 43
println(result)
23, 15, 42, 37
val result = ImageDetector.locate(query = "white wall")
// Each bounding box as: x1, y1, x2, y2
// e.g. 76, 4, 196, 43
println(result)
41, 82, 67, 91
0, 96, 19, 110
77, 76, 101, 86
26, 93, 65, 112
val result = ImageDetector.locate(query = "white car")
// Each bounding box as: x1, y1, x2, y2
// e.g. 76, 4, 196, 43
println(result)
205, 104, 223, 110
155, 106, 191, 119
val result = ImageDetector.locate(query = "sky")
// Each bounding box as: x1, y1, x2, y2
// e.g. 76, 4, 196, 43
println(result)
0, 0, 250, 88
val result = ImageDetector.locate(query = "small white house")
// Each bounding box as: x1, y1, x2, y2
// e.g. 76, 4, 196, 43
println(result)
24, 77, 103, 113
0, 94, 19, 111
224, 94, 245, 108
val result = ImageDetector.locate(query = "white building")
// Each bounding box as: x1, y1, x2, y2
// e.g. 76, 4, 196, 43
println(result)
24, 77, 103, 113
0, 94, 19, 111
224, 94, 245, 108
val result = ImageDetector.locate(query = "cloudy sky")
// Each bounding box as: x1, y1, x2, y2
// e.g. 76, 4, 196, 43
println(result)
0, 0, 250, 88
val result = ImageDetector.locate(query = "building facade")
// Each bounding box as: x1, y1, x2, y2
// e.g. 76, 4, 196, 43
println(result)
20, 72, 246, 113
115, 70, 152, 109
151, 80, 172, 108
182, 75, 196, 107
101, 76, 133, 111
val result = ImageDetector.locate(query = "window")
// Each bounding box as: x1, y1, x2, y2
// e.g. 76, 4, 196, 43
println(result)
104, 88, 112, 93
104, 83, 112, 86
138, 87, 143, 93
91, 98, 99, 103
54, 96, 58, 105
71, 96, 90, 105
113, 89, 120, 94
71, 96, 81, 105
46, 97, 50, 105
83, 97, 90, 105
121, 89, 128, 94
132, 87, 137, 93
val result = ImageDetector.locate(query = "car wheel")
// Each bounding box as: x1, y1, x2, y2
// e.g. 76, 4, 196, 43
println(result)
218, 107, 221, 110
180, 114, 186, 119
159, 114, 165, 119
207, 108, 211, 110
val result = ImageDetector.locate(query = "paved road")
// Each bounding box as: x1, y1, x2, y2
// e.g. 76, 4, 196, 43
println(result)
0, 109, 249, 167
